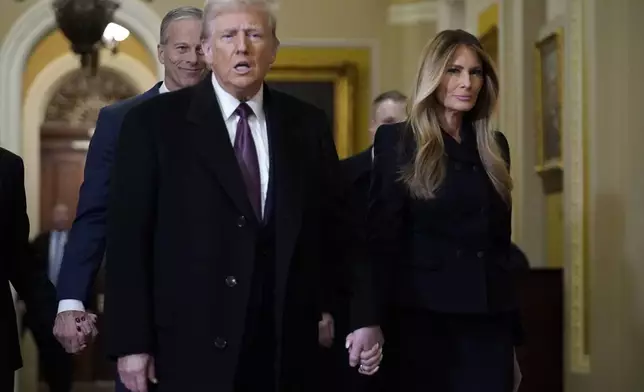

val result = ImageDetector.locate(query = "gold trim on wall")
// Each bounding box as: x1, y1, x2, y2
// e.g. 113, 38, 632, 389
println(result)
267, 64, 357, 158
478, 3, 499, 38
567, 0, 591, 373
534, 28, 564, 174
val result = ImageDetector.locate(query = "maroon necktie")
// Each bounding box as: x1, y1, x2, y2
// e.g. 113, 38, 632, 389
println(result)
233, 102, 261, 219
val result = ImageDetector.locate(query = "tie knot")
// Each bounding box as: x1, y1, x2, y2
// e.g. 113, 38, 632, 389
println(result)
235, 102, 254, 119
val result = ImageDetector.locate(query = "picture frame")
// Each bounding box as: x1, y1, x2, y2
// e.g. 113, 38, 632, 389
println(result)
534, 27, 564, 174
266, 63, 357, 158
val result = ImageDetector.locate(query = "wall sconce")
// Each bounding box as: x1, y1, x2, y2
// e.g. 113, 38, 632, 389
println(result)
102, 22, 130, 54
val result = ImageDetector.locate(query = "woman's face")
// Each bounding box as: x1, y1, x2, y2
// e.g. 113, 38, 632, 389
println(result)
436, 45, 484, 113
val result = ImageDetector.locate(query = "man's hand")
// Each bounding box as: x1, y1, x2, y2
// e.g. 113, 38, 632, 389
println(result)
53, 310, 98, 353
318, 312, 335, 348
346, 326, 384, 376
118, 354, 158, 392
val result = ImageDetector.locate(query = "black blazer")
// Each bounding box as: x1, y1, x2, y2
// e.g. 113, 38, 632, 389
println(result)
0, 148, 57, 371
341, 147, 372, 205
57, 84, 161, 306
105, 76, 367, 392
368, 122, 524, 320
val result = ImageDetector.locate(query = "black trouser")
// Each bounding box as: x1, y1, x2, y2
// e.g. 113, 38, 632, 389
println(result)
319, 301, 371, 392
234, 301, 276, 392
23, 313, 72, 392
375, 307, 515, 392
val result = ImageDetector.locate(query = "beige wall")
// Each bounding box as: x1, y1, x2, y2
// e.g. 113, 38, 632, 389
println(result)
465, 0, 497, 33
499, 0, 644, 388
569, 0, 644, 389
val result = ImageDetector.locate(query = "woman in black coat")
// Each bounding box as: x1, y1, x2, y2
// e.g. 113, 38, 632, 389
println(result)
368, 29, 525, 392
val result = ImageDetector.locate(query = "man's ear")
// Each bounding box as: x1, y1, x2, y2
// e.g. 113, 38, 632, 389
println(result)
157, 44, 165, 65
269, 38, 280, 64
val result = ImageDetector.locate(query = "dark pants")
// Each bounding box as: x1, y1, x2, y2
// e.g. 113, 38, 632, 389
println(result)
234, 243, 276, 392
233, 305, 276, 392
319, 303, 371, 392
375, 307, 515, 392
23, 313, 72, 392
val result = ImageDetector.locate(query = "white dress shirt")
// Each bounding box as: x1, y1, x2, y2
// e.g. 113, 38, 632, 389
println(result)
211, 74, 270, 217
158, 82, 169, 94
57, 81, 172, 314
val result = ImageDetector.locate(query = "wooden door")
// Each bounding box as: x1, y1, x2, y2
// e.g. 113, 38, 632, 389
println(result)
40, 137, 87, 230
39, 125, 115, 384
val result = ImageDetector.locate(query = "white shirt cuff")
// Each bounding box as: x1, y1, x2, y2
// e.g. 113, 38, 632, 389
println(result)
57, 299, 86, 313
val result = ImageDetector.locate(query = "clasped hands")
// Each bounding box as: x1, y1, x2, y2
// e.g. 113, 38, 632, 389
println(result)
53, 310, 99, 353
319, 312, 384, 375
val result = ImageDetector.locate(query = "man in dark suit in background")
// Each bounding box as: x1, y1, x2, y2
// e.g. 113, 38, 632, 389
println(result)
0, 147, 58, 391
53, 6, 206, 357
339, 90, 407, 205
23, 203, 73, 392
318, 90, 407, 390
105, 1, 383, 391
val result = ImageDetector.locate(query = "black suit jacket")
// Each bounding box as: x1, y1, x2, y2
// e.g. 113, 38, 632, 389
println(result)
341, 147, 372, 205
105, 76, 368, 392
0, 148, 57, 372
57, 84, 160, 306
368, 122, 525, 320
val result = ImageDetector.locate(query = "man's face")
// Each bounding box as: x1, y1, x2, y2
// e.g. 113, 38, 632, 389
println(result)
202, 6, 278, 99
369, 99, 407, 140
157, 18, 206, 91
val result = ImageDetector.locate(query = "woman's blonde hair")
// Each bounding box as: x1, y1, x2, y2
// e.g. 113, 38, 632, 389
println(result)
401, 29, 512, 204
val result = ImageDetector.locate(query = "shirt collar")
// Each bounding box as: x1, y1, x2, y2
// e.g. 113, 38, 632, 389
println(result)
211, 73, 264, 120
158, 82, 170, 94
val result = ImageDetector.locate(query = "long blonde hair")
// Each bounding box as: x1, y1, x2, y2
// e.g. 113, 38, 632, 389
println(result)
401, 29, 512, 204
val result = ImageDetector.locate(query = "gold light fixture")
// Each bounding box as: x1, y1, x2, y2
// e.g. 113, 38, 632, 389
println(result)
52, 0, 120, 75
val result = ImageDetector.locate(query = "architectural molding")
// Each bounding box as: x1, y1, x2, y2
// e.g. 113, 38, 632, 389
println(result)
0, 0, 161, 155
387, 1, 439, 25
564, 0, 591, 374
23, 52, 155, 235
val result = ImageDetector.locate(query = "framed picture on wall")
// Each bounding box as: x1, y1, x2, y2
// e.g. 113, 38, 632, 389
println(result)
266, 63, 357, 158
534, 28, 564, 173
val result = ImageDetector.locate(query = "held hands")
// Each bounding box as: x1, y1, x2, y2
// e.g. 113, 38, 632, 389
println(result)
346, 326, 384, 376
53, 310, 98, 353
118, 354, 158, 392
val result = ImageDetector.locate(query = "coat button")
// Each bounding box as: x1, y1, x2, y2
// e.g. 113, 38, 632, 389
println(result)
456, 249, 462, 257
225, 276, 237, 287
454, 163, 462, 170
472, 165, 479, 171
237, 216, 246, 228
477, 251, 485, 258
214, 337, 227, 349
